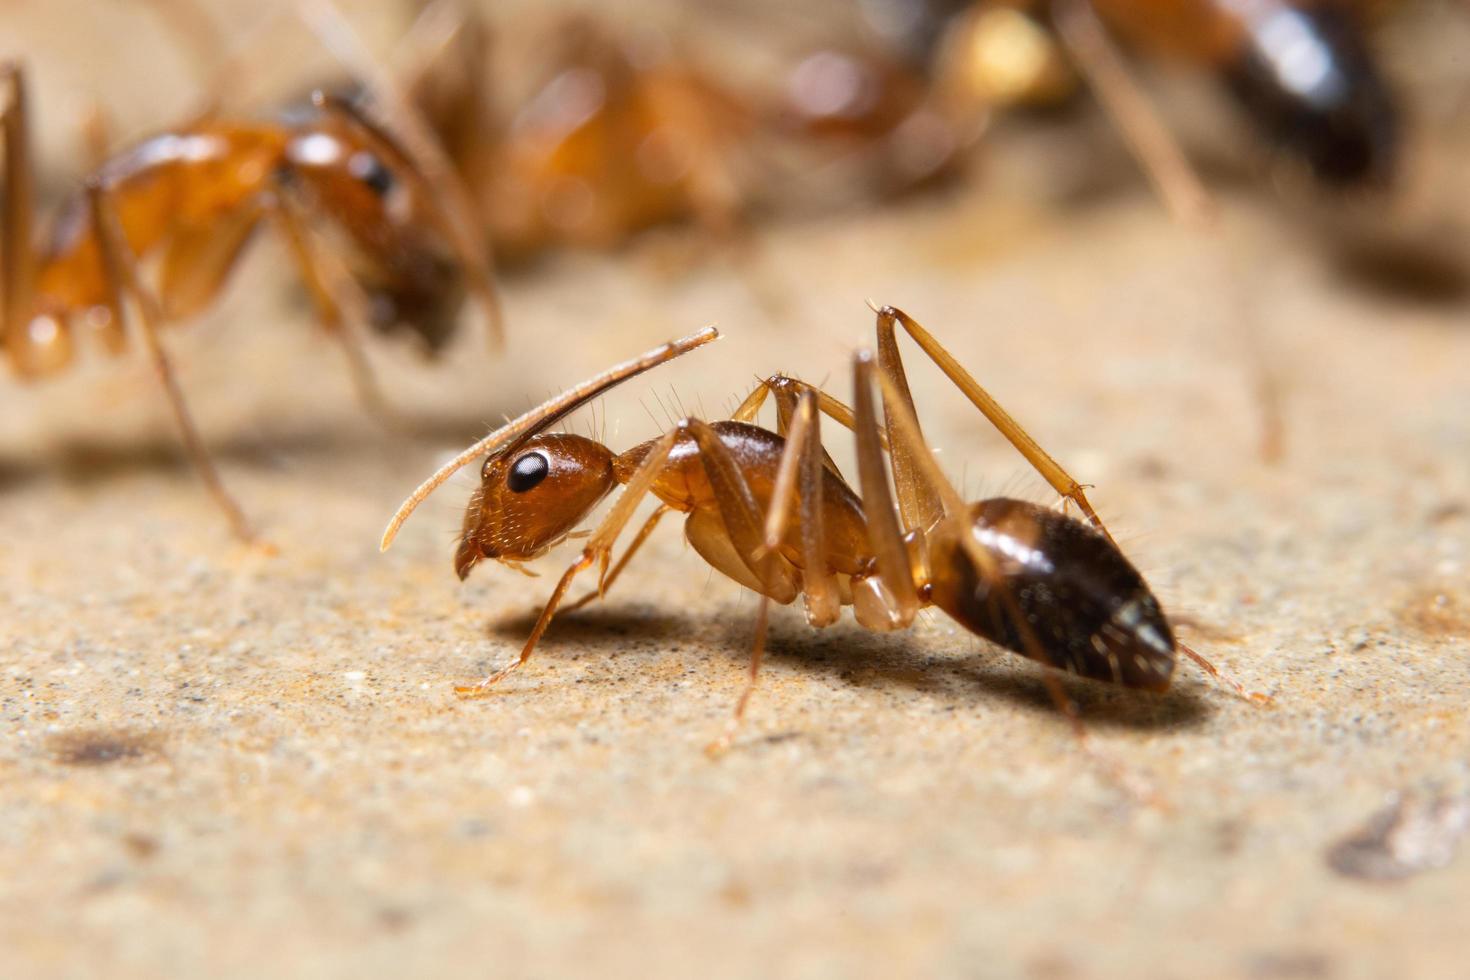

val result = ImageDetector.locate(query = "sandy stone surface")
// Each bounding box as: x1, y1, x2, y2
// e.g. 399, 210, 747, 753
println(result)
3, 3, 1470, 978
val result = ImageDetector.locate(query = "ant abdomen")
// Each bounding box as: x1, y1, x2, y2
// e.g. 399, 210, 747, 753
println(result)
927, 498, 1176, 691
1222, 2, 1397, 188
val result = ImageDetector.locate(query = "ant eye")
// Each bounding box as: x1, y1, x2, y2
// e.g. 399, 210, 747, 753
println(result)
348, 150, 394, 196
506, 452, 550, 493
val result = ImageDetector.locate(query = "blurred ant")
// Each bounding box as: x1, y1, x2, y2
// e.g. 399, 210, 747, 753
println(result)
852, 0, 1400, 212
382, 307, 1266, 758
1, 61, 501, 542
381, 3, 754, 265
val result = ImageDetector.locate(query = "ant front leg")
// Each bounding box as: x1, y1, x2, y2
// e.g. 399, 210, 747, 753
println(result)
455, 429, 683, 697
86, 181, 258, 545
564, 504, 673, 612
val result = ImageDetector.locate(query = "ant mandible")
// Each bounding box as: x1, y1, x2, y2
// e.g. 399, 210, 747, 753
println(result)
382, 306, 1267, 755
1, 63, 502, 542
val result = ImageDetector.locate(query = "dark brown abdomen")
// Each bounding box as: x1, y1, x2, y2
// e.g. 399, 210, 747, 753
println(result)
927, 499, 1176, 691
1220, 1, 1396, 187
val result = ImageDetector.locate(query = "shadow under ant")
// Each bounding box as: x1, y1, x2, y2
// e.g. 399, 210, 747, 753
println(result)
488, 604, 690, 650
736, 617, 1215, 734
482, 596, 1214, 733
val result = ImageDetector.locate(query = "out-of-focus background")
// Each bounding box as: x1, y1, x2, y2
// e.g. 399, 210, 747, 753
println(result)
2, 1, 1468, 976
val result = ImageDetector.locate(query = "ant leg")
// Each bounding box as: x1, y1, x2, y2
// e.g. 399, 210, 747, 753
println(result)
758, 390, 840, 627
679, 418, 808, 753
874, 315, 945, 531
871, 317, 1267, 701
564, 504, 673, 612
267, 190, 397, 422
705, 593, 773, 758
730, 376, 851, 474
86, 181, 256, 543
392, 0, 496, 197
78, 102, 112, 171
709, 393, 833, 756
1179, 641, 1273, 705
455, 429, 683, 697
1049, 0, 1216, 230
728, 380, 771, 423
875, 305, 1117, 544
2, 63, 38, 361
850, 354, 923, 626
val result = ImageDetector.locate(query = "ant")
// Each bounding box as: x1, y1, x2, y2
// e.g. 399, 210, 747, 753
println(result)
373, 3, 754, 265
856, 0, 1399, 212
381, 307, 1267, 758
1, 60, 501, 542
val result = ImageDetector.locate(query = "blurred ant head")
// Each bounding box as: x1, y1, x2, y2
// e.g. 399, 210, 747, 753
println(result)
280, 98, 465, 353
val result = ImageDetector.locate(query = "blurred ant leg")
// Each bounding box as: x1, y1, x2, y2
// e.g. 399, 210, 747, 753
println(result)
875, 305, 1116, 544
2, 63, 38, 359
456, 430, 682, 697
135, 0, 229, 84
1049, 0, 1216, 230
79, 103, 112, 171
86, 180, 255, 543
1179, 640, 1273, 705
1039, 666, 1159, 803
1057, 0, 1279, 466
268, 190, 397, 422
564, 504, 673, 612
851, 354, 923, 626
300, 0, 506, 348
392, 0, 497, 195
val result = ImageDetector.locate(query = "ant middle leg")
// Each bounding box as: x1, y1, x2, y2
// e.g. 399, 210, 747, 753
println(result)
86, 181, 256, 544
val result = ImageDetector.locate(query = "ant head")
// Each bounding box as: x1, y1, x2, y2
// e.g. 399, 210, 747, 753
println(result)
283, 103, 462, 353
455, 433, 618, 579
